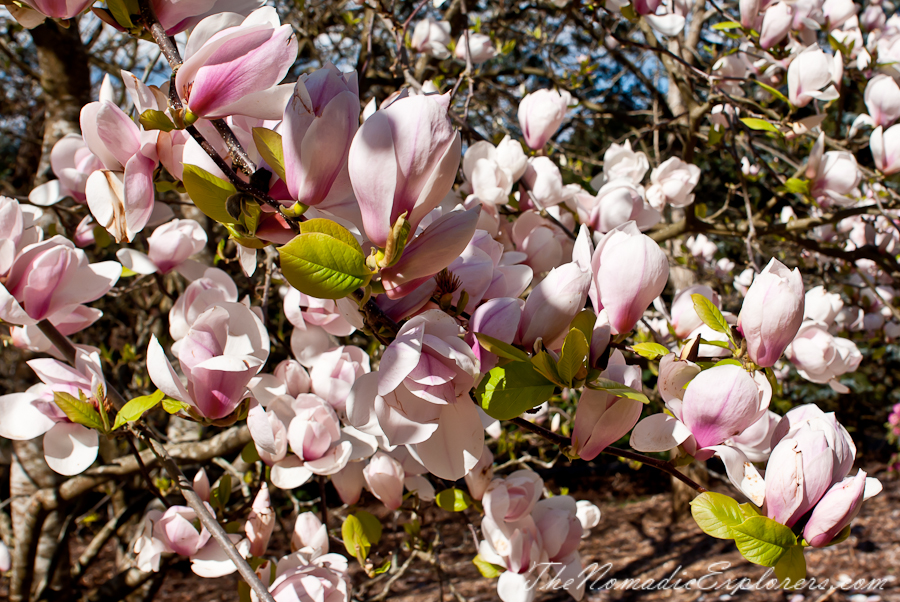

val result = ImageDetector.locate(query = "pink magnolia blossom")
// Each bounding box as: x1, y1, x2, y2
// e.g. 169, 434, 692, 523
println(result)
412, 18, 452, 58
150, 0, 264, 35
806, 135, 861, 207
787, 47, 842, 108
589, 222, 669, 335
284, 288, 361, 337
117, 219, 208, 276
454, 32, 496, 64
193, 468, 211, 502
467, 297, 524, 372
175, 7, 298, 120
517, 259, 591, 349
19, 0, 92, 20
292, 512, 329, 557
245, 484, 275, 556
737, 258, 804, 367
784, 322, 862, 392
0, 196, 42, 276
148, 302, 269, 420
871, 124, 900, 174
521, 156, 571, 208
483, 471, 543, 523
380, 207, 480, 298
463, 136, 528, 205
576, 180, 660, 233
596, 140, 649, 187
309, 346, 370, 412
28, 134, 102, 206
865, 75, 900, 128
645, 157, 701, 209
267, 553, 349, 602
759, 2, 793, 48
464, 443, 495, 500
571, 350, 644, 460
363, 451, 406, 510
803, 470, 868, 547
517, 89, 570, 150
347, 310, 483, 479
670, 285, 720, 339
510, 210, 575, 275
169, 268, 238, 341
0, 346, 104, 475
348, 90, 461, 247
804, 285, 843, 326
0, 235, 121, 326
283, 64, 359, 207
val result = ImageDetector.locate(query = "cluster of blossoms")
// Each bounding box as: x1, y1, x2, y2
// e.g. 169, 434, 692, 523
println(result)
4, 0, 900, 599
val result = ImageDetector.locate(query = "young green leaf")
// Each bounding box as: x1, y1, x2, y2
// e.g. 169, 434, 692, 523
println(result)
711, 21, 742, 30
751, 80, 790, 105
691, 294, 734, 345
473, 554, 505, 578
773, 545, 807, 587
279, 232, 373, 299
182, 164, 239, 225
300, 218, 363, 252
342, 514, 372, 562
355, 510, 383, 545
585, 377, 649, 403
740, 117, 782, 134
474, 333, 531, 362
569, 309, 596, 347
112, 389, 165, 430
690, 492, 745, 539
252, 127, 286, 183
557, 328, 590, 385
436, 488, 472, 512
631, 342, 671, 360
783, 178, 810, 195
731, 516, 798, 567
54, 392, 105, 431
531, 351, 565, 387
161, 398, 191, 414
479, 362, 556, 421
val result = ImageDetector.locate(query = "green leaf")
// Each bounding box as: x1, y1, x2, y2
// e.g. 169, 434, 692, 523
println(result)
479, 362, 556, 421
569, 309, 596, 347
182, 164, 239, 225
112, 389, 165, 430
690, 492, 745, 539
355, 511, 382, 545
105, 0, 136, 29
161, 397, 191, 414
708, 125, 724, 146
585, 377, 649, 403
372, 558, 392, 575
752, 80, 790, 105
739, 502, 762, 519
774, 545, 807, 588
241, 441, 261, 464
691, 294, 733, 345
784, 177, 810, 195
300, 218, 362, 251
531, 351, 564, 387
473, 554, 504, 578
139, 109, 176, 133
715, 358, 743, 367
558, 329, 590, 385
474, 333, 531, 362
436, 488, 471, 512
698, 338, 732, 349
731, 516, 798, 567
54, 392, 104, 431
740, 117, 782, 134
212, 474, 232, 510
252, 127, 286, 183
712, 21, 742, 30
279, 231, 372, 299
631, 342, 671, 360
342, 512, 381, 563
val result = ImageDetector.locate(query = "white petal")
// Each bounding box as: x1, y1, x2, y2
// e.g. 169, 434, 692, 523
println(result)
0, 392, 56, 440
629, 414, 693, 452
190, 535, 248, 578
43, 422, 99, 476
116, 248, 158, 275
271, 456, 314, 489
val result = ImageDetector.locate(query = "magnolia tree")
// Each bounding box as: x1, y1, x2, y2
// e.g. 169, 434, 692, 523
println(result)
0, 0, 898, 600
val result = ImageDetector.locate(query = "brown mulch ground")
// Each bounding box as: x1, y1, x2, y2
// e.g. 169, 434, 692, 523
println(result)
2, 465, 898, 602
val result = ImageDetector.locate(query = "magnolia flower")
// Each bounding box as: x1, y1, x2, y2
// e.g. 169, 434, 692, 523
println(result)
871, 124, 900, 174
577, 179, 660, 233
589, 222, 669, 335
517, 259, 591, 348
0, 196, 42, 276
759, 2, 793, 48
521, 157, 570, 208
169, 268, 238, 341
517, 89, 570, 150
28, 134, 102, 206
148, 302, 270, 420
785, 322, 862, 392
348, 91, 461, 247
597, 140, 649, 187
454, 32, 495, 64
363, 451, 406, 509
510, 210, 575, 275
865, 75, 900, 129
806, 135, 861, 207
284, 288, 360, 337
464, 443, 495, 500
804, 286, 843, 326
309, 346, 370, 412
347, 310, 483, 480
645, 157, 701, 209
175, 8, 298, 120
787, 47, 842, 108
0, 236, 121, 326
411, 18, 452, 58
283, 64, 359, 207
572, 350, 644, 460
463, 136, 527, 205
245, 485, 275, 556
19, 0, 93, 20
737, 258, 804, 367
117, 219, 207, 276
267, 552, 349, 602
0, 346, 105, 475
